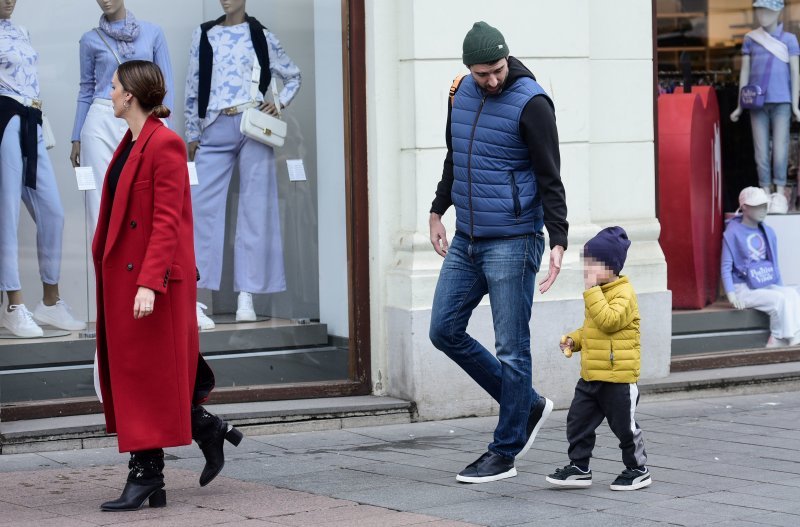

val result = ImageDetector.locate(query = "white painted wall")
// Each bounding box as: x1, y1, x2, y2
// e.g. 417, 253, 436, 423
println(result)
367, 0, 670, 417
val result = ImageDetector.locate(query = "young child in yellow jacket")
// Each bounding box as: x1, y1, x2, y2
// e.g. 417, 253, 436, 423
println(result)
545, 226, 652, 491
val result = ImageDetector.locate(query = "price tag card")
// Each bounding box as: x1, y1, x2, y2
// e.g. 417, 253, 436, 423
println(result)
287, 159, 307, 182
187, 162, 199, 186
75, 167, 96, 191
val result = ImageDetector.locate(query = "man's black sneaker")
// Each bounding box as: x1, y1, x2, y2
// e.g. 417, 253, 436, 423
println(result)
518, 396, 553, 458
610, 467, 651, 491
456, 451, 516, 483
545, 464, 593, 487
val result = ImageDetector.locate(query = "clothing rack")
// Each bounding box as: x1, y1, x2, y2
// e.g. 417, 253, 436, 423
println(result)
658, 69, 733, 82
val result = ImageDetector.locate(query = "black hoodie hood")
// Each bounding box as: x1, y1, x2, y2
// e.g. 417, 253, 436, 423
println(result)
502, 56, 553, 110
505, 56, 537, 85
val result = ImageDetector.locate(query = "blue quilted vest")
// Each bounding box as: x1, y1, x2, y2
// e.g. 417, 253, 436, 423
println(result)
451, 74, 549, 238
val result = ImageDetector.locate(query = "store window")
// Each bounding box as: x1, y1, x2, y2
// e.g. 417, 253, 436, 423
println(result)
655, 0, 800, 354
0, 0, 366, 418
657, 0, 800, 211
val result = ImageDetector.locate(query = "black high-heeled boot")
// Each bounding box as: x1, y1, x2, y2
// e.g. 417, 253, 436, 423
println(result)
101, 449, 166, 511
191, 404, 244, 486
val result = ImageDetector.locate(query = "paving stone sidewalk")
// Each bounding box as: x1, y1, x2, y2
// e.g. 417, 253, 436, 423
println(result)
2, 390, 800, 526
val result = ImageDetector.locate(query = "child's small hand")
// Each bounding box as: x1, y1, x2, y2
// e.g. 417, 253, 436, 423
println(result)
584, 268, 599, 289
559, 335, 574, 358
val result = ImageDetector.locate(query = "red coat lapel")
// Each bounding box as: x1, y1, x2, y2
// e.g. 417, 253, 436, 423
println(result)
103, 117, 164, 259
92, 129, 132, 262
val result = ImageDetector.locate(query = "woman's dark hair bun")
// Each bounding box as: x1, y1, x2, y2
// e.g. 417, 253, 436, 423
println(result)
152, 104, 171, 118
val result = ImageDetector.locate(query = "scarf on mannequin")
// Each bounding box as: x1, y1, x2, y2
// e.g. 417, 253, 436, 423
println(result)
748, 26, 789, 63
197, 14, 271, 119
98, 9, 141, 59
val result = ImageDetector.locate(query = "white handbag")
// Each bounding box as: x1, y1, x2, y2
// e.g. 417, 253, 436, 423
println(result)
239, 57, 286, 148
42, 115, 56, 150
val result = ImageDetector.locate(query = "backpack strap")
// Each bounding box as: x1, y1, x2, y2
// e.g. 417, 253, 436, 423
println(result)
449, 74, 466, 106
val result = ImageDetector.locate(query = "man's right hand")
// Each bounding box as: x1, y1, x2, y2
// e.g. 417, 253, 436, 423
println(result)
429, 212, 448, 257
188, 141, 199, 161
70, 141, 81, 168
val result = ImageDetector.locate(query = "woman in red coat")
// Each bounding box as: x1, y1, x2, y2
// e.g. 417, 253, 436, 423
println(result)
92, 60, 242, 512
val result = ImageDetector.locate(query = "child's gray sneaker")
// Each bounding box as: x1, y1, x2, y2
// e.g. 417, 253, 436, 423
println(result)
610, 467, 651, 491
545, 464, 592, 487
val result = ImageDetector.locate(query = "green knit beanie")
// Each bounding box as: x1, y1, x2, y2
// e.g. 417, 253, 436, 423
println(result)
462, 21, 509, 66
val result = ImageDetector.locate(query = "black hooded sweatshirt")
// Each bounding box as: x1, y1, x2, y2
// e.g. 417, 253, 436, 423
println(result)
430, 56, 568, 250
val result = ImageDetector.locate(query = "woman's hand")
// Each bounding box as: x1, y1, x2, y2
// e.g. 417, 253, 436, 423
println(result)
133, 287, 156, 319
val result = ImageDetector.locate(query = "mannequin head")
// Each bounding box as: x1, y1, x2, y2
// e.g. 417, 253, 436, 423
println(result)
753, 0, 784, 29
0, 0, 16, 20
96, 0, 125, 22
220, 0, 246, 17
738, 186, 770, 226
755, 7, 782, 28
741, 203, 768, 225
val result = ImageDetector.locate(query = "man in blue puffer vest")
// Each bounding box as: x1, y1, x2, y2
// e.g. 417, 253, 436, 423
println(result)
429, 21, 568, 484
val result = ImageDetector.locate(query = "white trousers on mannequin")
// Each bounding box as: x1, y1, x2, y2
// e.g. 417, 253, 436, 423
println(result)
734, 283, 800, 340
0, 116, 64, 290
80, 99, 127, 234
192, 113, 286, 294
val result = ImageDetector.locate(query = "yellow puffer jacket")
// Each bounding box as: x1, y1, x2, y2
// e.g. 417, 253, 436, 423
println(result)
567, 276, 640, 383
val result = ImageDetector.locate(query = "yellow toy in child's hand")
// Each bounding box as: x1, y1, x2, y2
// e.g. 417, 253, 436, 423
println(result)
560, 335, 573, 358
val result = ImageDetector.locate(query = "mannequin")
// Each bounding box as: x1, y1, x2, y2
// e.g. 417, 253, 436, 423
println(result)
0, 0, 85, 336
70, 0, 173, 234
185, 0, 301, 328
722, 187, 800, 347
730, 0, 800, 213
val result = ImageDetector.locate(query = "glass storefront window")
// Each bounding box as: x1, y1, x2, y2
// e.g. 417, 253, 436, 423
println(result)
655, 0, 800, 355
1, 0, 359, 414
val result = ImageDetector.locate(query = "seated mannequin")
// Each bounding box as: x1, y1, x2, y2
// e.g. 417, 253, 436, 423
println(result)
730, 1, 800, 213
722, 187, 800, 347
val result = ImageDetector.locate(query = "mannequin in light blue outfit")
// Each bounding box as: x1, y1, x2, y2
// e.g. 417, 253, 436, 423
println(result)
730, 0, 800, 212
185, 0, 301, 326
70, 0, 173, 234
0, 4, 84, 337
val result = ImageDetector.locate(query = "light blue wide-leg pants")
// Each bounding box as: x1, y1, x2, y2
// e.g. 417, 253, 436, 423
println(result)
192, 113, 286, 294
0, 116, 64, 291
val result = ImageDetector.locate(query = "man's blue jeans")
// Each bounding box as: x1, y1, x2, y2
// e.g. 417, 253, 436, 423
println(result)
429, 231, 545, 458
750, 103, 791, 188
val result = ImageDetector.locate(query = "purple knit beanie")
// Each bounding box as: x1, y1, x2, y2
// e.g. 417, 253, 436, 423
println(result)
583, 226, 631, 276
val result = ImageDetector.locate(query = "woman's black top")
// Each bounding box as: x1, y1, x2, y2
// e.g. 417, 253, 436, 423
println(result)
108, 140, 135, 206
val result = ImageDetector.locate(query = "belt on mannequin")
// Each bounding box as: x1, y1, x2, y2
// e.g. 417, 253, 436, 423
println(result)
92, 98, 113, 107
2, 93, 42, 109
221, 101, 257, 116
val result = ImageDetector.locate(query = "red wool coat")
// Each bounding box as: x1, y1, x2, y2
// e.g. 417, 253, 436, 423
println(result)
92, 116, 199, 453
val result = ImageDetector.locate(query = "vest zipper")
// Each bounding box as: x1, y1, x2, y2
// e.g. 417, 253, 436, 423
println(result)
467, 95, 487, 242
609, 342, 614, 368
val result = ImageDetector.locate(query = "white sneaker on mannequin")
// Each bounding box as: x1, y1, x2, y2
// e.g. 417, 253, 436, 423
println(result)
33, 300, 87, 331
1, 304, 44, 337
769, 193, 788, 214
236, 292, 257, 322
766, 336, 786, 348
196, 302, 216, 330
